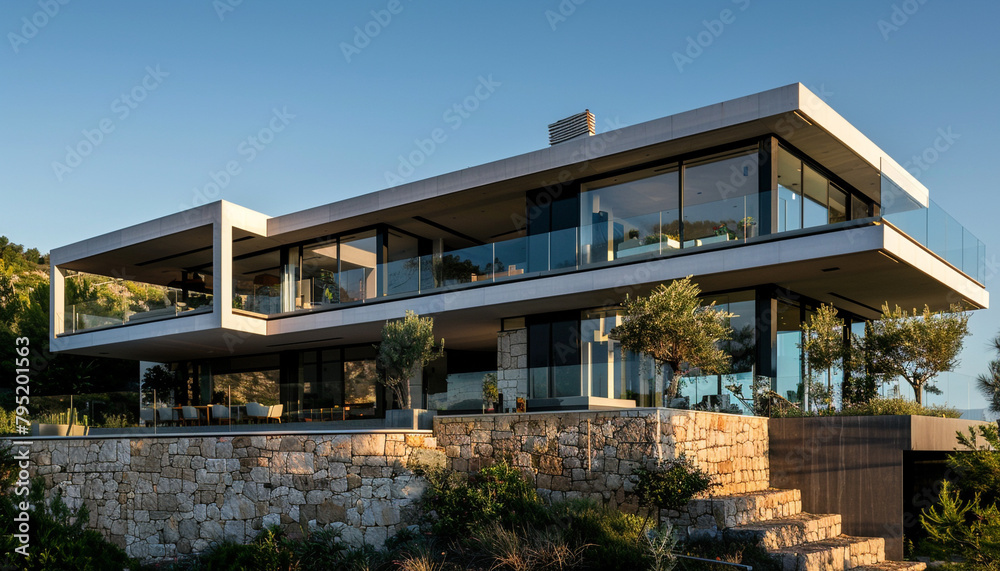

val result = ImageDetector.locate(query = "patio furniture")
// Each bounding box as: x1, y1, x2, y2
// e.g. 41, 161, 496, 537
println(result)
156, 407, 178, 426
265, 404, 283, 423
139, 408, 156, 425
180, 406, 200, 426
245, 402, 267, 423
211, 404, 231, 425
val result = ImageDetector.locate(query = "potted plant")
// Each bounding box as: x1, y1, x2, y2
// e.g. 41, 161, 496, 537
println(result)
376, 310, 444, 429
31, 409, 90, 437
482, 373, 499, 413
739, 216, 756, 239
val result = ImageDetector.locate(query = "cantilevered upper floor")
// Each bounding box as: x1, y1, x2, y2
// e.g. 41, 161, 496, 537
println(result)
50, 83, 988, 362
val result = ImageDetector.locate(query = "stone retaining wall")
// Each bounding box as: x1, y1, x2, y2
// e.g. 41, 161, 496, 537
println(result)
434, 408, 770, 510
22, 431, 442, 560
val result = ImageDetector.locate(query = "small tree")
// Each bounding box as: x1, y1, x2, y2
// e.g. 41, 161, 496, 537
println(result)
976, 333, 1000, 415
610, 277, 733, 401
800, 304, 844, 410
375, 310, 444, 409
865, 303, 970, 405
920, 425, 1000, 570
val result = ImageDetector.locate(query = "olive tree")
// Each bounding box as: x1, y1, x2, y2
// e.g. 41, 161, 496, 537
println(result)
610, 277, 733, 401
375, 310, 444, 409
866, 303, 970, 405
800, 303, 844, 410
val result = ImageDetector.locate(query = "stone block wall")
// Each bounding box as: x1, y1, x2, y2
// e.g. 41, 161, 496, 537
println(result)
434, 408, 769, 511
496, 328, 527, 411
23, 431, 442, 560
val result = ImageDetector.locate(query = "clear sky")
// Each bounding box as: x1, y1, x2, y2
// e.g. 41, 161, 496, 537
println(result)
1, 1, 997, 413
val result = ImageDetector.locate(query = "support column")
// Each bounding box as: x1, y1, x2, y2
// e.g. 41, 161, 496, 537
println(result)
497, 328, 527, 412
755, 285, 778, 383
50, 265, 66, 335
213, 207, 233, 329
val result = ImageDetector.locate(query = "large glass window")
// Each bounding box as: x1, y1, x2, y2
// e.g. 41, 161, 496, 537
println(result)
300, 239, 339, 308
803, 165, 828, 229
775, 298, 803, 406
777, 147, 803, 232
339, 231, 378, 303
580, 167, 680, 264
682, 149, 759, 247
386, 230, 420, 296
233, 250, 282, 314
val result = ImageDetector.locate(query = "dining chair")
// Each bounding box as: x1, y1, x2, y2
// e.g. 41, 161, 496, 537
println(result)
245, 402, 266, 423
211, 404, 231, 425
156, 407, 177, 426
139, 408, 156, 426
180, 406, 200, 426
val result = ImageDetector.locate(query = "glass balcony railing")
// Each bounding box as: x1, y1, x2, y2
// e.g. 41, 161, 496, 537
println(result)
880, 174, 986, 284
65, 288, 213, 334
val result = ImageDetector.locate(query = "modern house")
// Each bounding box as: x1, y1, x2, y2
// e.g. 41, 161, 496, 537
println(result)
49, 84, 989, 419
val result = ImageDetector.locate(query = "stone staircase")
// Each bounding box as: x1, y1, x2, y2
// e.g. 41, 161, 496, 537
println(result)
675, 488, 926, 571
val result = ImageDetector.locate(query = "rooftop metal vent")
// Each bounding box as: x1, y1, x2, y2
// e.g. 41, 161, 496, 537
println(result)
548, 109, 595, 146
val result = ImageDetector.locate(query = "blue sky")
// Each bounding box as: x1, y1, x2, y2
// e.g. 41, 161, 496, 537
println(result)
1, 1, 997, 412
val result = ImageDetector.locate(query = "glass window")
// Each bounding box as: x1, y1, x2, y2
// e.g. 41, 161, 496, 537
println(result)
802, 165, 828, 229
580, 167, 680, 264
301, 239, 339, 307
776, 147, 802, 232
851, 195, 870, 220
682, 149, 759, 247
339, 231, 378, 302
386, 230, 419, 296
829, 185, 848, 224
775, 299, 803, 405
232, 250, 281, 314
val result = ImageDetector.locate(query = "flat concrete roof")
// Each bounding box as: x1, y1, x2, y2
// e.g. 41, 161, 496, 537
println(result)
52, 83, 931, 264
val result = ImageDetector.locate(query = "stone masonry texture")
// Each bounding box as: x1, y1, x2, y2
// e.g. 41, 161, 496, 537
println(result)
23, 431, 442, 560
17, 408, 770, 562
434, 408, 770, 512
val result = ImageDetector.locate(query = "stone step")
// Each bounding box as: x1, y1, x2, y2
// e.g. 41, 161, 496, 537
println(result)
852, 563, 927, 571
724, 512, 841, 550
772, 535, 885, 571
685, 488, 802, 531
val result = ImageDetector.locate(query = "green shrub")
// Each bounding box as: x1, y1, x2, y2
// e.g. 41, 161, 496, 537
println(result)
771, 397, 962, 418
416, 458, 545, 536
840, 398, 961, 418
96, 413, 133, 429
551, 499, 652, 570
919, 425, 1000, 570
0, 407, 15, 435
633, 457, 716, 514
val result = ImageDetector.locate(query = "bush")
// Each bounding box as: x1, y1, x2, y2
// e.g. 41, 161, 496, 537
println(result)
771, 397, 962, 418
551, 499, 652, 570
416, 458, 545, 536
0, 407, 15, 435
919, 425, 1000, 570
633, 457, 716, 514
